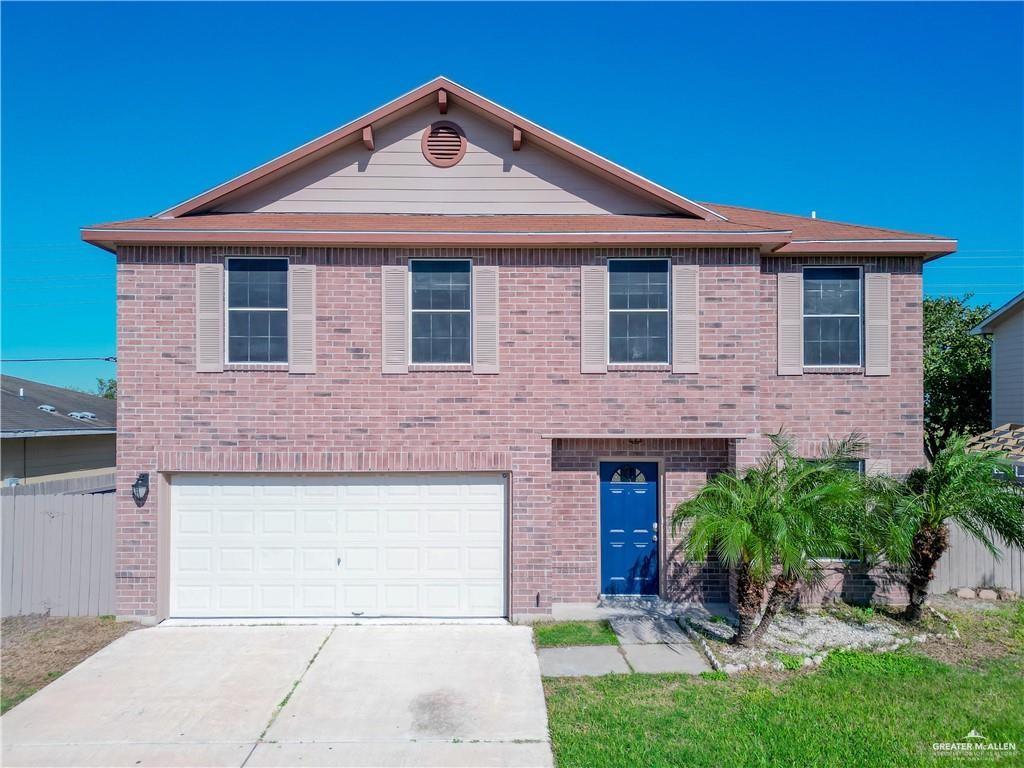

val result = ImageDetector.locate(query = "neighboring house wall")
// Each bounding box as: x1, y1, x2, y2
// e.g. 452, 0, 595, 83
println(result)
991, 305, 1024, 426
113, 244, 924, 619
213, 103, 670, 216
1, 434, 116, 483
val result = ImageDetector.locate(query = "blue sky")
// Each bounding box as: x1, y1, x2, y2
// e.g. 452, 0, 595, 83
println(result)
2, 1, 1022, 390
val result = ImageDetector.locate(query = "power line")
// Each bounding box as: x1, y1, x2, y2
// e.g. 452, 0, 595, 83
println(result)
1, 356, 116, 363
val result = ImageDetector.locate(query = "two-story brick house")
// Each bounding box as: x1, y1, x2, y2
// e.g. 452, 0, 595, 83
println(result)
82, 77, 956, 623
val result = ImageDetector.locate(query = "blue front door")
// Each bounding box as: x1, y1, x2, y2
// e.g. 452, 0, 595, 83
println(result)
600, 462, 658, 595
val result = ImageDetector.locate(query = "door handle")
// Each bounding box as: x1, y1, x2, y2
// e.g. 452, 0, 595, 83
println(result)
652, 522, 658, 531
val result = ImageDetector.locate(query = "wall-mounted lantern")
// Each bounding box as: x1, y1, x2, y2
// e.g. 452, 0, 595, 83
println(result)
132, 473, 150, 506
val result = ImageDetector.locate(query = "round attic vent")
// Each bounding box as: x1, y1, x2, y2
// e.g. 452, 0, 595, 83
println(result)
422, 121, 467, 168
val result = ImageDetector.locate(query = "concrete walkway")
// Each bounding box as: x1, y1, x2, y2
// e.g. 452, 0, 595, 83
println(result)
538, 613, 710, 677
1, 624, 552, 767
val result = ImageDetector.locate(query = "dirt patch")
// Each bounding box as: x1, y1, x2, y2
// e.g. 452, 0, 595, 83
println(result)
1, 615, 139, 713
913, 603, 1023, 668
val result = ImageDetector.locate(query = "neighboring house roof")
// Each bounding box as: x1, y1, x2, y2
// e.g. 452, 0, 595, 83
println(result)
967, 423, 1024, 465
971, 291, 1024, 335
1, 376, 116, 438
80, 76, 957, 259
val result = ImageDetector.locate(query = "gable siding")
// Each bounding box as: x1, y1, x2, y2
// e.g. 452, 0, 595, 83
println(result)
991, 305, 1024, 426
212, 104, 669, 215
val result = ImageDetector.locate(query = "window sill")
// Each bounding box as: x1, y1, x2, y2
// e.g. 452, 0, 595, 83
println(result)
225, 363, 289, 372
608, 364, 672, 372
802, 366, 864, 375
409, 364, 473, 372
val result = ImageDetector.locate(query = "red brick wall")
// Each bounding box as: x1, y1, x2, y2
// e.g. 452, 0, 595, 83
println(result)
114, 246, 924, 619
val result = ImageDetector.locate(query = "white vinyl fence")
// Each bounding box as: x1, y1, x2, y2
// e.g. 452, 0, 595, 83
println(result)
930, 523, 1024, 594
1, 492, 116, 617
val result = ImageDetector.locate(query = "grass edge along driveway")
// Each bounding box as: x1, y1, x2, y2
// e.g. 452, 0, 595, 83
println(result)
534, 620, 619, 648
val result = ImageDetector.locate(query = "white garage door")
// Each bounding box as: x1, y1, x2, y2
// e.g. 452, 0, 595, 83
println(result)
170, 473, 506, 618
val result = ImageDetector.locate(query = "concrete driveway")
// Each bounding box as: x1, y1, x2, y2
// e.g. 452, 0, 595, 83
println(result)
1, 624, 552, 767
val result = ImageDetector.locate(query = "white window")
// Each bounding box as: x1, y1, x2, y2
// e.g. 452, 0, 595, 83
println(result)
410, 260, 472, 364
803, 266, 862, 367
608, 259, 670, 364
226, 258, 288, 363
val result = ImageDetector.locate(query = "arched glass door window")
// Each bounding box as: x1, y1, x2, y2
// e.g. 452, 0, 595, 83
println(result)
610, 465, 648, 483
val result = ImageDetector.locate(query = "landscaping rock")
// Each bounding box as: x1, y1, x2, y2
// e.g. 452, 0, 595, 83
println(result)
978, 589, 999, 601
956, 588, 977, 599
999, 589, 1019, 601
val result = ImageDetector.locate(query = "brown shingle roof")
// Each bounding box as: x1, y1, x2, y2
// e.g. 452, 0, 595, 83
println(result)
81, 209, 956, 256
704, 203, 950, 242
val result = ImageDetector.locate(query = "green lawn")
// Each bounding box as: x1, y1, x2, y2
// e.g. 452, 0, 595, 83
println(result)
544, 607, 1024, 768
534, 620, 619, 648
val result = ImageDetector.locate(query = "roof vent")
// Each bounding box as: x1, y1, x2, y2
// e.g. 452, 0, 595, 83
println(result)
37, 405, 57, 414
422, 121, 467, 168
69, 411, 98, 421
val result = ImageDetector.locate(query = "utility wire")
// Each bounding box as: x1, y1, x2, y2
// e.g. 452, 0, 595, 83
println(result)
1, 356, 116, 363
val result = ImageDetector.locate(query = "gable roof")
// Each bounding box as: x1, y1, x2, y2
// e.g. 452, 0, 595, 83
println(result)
971, 291, 1024, 334
159, 76, 720, 221
80, 76, 958, 259
1, 376, 116, 437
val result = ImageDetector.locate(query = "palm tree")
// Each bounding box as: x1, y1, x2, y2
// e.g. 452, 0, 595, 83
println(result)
880, 435, 1024, 621
673, 433, 866, 647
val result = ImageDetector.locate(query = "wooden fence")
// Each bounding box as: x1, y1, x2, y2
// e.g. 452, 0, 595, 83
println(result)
930, 523, 1024, 594
2, 492, 115, 617
0, 472, 116, 497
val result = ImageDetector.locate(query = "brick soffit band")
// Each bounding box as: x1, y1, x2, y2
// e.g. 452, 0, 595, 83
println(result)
156, 450, 514, 473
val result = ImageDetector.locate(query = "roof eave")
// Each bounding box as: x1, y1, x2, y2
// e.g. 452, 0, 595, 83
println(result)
773, 239, 957, 259
971, 290, 1024, 335
81, 228, 791, 250
1, 429, 116, 439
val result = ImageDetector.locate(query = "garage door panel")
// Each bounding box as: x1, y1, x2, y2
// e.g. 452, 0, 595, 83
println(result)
220, 509, 254, 534
220, 548, 254, 572
344, 509, 379, 534
170, 473, 506, 618
340, 547, 377, 572
302, 509, 338, 534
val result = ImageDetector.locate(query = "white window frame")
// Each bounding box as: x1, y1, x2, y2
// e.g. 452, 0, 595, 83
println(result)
607, 258, 671, 365
409, 258, 473, 365
224, 256, 289, 365
802, 265, 864, 369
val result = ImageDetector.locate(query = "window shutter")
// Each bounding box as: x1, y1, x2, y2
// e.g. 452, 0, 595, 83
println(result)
195, 263, 224, 373
865, 458, 891, 476
381, 265, 409, 374
864, 272, 891, 376
472, 265, 499, 374
288, 264, 316, 374
777, 272, 804, 376
580, 265, 607, 374
672, 265, 699, 373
